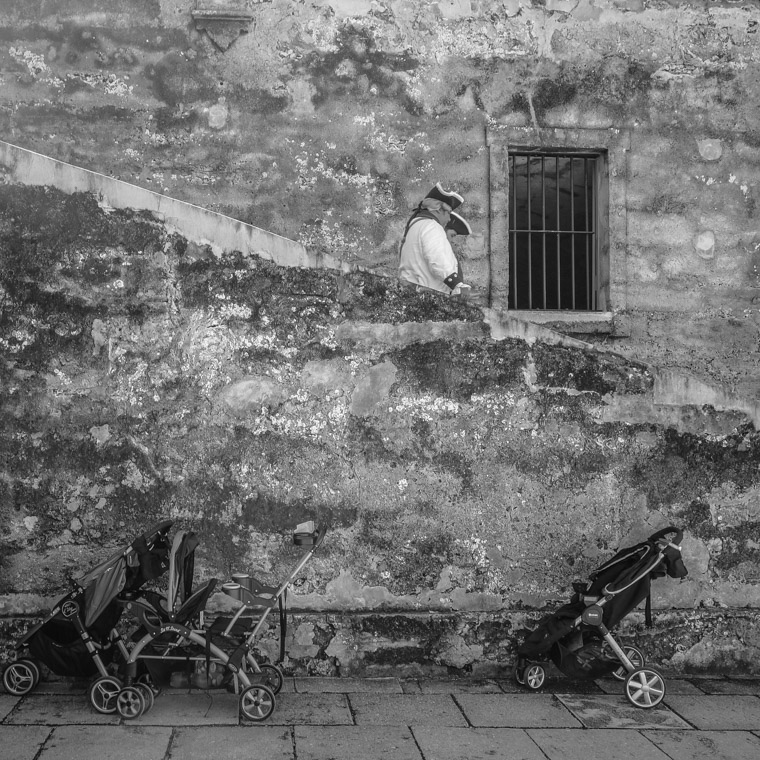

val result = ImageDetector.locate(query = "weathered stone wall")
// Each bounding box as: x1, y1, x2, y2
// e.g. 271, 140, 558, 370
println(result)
1, 0, 759, 400
1, 0, 760, 675
1, 186, 759, 675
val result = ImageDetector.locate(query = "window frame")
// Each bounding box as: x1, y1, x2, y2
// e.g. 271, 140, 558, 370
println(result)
488, 127, 630, 334
508, 149, 606, 312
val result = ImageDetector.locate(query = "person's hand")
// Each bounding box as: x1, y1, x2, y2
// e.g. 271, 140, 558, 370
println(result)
450, 283, 472, 297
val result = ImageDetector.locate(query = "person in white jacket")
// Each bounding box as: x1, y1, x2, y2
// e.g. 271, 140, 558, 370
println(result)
398, 184, 471, 296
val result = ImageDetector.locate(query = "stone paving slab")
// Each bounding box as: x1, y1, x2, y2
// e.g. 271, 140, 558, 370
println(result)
172, 726, 295, 760
0, 695, 19, 721
557, 694, 692, 729
243, 678, 294, 694
595, 678, 704, 696
544, 678, 604, 694
493, 678, 604, 694
5, 695, 119, 725
294, 677, 402, 693
417, 679, 502, 694
348, 694, 468, 727
658, 679, 707, 696
40, 726, 170, 760
138, 691, 240, 725
527, 728, 669, 760
295, 725, 421, 760
455, 694, 581, 728
5, 677, 760, 760
508, 676, 603, 695
665, 695, 760, 730
0, 725, 51, 760
412, 726, 546, 760
693, 679, 760, 696
491, 679, 523, 693
33, 681, 88, 696
643, 729, 760, 760
262, 694, 353, 726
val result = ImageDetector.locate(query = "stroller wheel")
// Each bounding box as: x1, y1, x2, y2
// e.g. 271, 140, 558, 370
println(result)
89, 675, 122, 714
611, 645, 645, 681
523, 664, 546, 691
136, 672, 162, 697
2, 659, 41, 696
258, 663, 284, 695
134, 682, 155, 713
624, 667, 666, 709
239, 684, 276, 722
116, 685, 146, 720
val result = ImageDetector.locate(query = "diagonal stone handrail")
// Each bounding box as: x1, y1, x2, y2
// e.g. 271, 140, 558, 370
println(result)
0, 138, 342, 272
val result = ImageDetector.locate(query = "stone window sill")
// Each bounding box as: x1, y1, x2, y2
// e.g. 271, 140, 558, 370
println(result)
508, 310, 614, 335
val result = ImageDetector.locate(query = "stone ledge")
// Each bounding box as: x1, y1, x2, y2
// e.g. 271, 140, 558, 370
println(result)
507, 310, 614, 335
191, 8, 255, 52
3, 608, 759, 677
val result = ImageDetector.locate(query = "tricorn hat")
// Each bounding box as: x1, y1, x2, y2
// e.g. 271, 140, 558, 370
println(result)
425, 182, 464, 211
446, 211, 472, 236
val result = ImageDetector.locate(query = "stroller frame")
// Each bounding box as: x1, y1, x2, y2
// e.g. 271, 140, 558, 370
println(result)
2, 520, 173, 715
515, 527, 688, 709
115, 522, 327, 722
216, 527, 327, 672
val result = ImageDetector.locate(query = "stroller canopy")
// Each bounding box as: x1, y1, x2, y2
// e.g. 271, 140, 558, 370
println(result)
76, 520, 173, 627
166, 530, 199, 615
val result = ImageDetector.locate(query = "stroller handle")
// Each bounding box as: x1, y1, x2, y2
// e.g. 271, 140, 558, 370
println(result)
602, 526, 686, 596
648, 526, 683, 548
293, 521, 327, 549
313, 523, 327, 550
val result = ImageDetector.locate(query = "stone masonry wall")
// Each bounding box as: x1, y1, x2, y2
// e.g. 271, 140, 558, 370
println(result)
1, 1, 760, 675
1, 186, 759, 676
1, 1, 758, 401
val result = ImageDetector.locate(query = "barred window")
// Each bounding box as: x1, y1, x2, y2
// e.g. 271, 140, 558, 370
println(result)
508, 151, 607, 311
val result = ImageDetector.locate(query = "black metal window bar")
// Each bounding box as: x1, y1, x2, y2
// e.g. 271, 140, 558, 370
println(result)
508, 152, 600, 311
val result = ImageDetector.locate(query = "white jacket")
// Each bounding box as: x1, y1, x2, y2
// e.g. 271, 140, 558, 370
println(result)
398, 218, 461, 293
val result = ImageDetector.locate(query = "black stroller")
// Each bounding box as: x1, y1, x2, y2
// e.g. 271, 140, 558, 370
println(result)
515, 527, 688, 708
2, 520, 172, 714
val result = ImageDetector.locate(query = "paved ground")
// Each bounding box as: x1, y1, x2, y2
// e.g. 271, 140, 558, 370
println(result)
1, 674, 759, 759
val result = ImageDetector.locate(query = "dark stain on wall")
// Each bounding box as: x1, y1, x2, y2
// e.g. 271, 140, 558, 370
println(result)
582, 57, 653, 105
532, 344, 652, 395
146, 52, 218, 107
632, 426, 760, 510
390, 339, 528, 399
296, 24, 421, 114
235, 86, 291, 115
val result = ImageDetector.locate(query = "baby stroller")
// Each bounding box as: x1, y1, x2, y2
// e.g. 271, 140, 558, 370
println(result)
2, 520, 173, 714
208, 521, 327, 699
117, 521, 326, 722
514, 526, 688, 708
